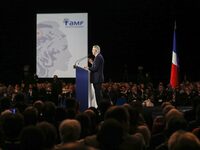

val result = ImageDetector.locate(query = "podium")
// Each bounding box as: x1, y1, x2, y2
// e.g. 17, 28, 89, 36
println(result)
75, 66, 90, 112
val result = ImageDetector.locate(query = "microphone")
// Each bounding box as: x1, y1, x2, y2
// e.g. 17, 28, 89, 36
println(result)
73, 55, 88, 68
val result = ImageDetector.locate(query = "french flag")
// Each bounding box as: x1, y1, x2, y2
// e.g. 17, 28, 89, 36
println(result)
170, 22, 179, 89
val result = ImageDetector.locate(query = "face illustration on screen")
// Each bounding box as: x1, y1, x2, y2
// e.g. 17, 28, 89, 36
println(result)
37, 21, 72, 77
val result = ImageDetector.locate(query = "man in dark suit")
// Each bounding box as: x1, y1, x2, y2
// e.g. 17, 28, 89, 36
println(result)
89, 45, 104, 107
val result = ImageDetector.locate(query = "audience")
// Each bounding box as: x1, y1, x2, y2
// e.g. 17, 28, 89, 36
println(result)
0, 111, 24, 150
55, 119, 81, 149
0, 79, 200, 150
23, 106, 38, 126
97, 119, 124, 150
168, 130, 200, 150
20, 125, 45, 150
37, 121, 58, 150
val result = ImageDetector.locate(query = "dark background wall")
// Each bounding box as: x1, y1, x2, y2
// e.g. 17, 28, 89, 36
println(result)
0, 0, 200, 85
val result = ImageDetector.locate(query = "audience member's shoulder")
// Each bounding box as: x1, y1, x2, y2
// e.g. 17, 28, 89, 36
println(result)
119, 132, 145, 150
55, 141, 96, 150
83, 135, 99, 148
124, 133, 145, 146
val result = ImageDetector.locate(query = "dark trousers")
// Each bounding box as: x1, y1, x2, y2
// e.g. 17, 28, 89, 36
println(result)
93, 83, 103, 107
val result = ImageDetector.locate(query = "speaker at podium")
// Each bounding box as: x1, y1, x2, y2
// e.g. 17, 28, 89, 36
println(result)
74, 60, 97, 112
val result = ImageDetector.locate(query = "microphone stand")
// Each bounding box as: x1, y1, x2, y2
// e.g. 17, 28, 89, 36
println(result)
73, 56, 88, 68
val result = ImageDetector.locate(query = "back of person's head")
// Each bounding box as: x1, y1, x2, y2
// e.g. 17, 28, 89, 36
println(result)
75, 113, 92, 138
192, 127, 200, 140
1, 111, 24, 140
168, 130, 200, 150
87, 107, 99, 117
125, 103, 151, 147
37, 121, 57, 149
33, 100, 44, 113
161, 101, 172, 109
56, 142, 93, 150
0, 109, 12, 116
84, 109, 97, 121
53, 74, 58, 80
123, 104, 144, 128
42, 101, 56, 123
165, 108, 183, 123
33, 100, 44, 121
166, 116, 187, 137
104, 106, 130, 131
23, 106, 38, 126
97, 119, 123, 150
20, 125, 45, 150
33, 100, 44, 109
59, 119, 81, 143
162, 104, 175, 115
84, 109, 98, 134
137, 125, 151, 147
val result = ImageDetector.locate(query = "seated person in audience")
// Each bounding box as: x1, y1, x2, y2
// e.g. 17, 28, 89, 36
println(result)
168, 130, 200, 150
55, 119, 82, 149
84, 105, 145, 150
20, 126, 45, 150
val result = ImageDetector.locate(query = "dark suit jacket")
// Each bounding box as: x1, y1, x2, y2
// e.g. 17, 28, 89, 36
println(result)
89, 53, 104, 84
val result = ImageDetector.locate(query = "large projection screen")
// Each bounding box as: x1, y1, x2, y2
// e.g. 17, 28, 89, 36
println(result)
36, 13, 88, 78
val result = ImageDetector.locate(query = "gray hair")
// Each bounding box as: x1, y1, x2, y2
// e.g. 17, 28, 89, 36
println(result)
93, 45, 101, 53
59, 119, 81, 143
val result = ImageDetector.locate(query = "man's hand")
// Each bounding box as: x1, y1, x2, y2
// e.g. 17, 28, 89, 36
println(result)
84, 66, 89, 69
88, 58, 93, 65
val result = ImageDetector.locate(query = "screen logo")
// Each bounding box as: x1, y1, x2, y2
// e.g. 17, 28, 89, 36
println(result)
63, 18, 84, 28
